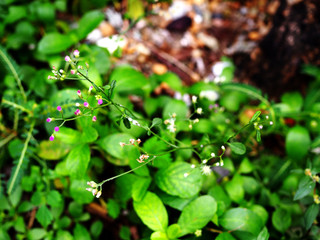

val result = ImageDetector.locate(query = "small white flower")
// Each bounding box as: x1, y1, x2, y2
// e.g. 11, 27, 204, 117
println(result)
119, 142, 126, 147
201, 165, 212, 175
92, 189, 98, 196
221, 145, 225, 151
270, 121, 274, 125
192, 96, 197, 104
215, 162, 220, 166
266, 116, 269, 120
196, 108, 202, 115
191, 164, 196, 168
211, 153, 216, 158
184, 173, 189, 178
202, 160, 207, 164
87, 181, 98, 188
259, 125, 263, 130
75, 103, 80, 107
96, 191, 102, 198
199, 90, 219, 101
129, 139, 135, 144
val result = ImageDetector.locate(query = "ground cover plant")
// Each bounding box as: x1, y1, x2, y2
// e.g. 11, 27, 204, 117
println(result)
1, 0, 320, 239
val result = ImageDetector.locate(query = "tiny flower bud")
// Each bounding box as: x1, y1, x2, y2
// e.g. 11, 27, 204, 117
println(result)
215, 162, 220, 166
172, 113, 177, 118
98, 99, 103, 105
85, 62, 89, 68
77, 90, 82, 98
48, 75, 52, 80
86, 188, 93, 192
184, 173, 189, 178
59, 69, 64, 73
54, 127, 59, 132
70, 69, 76, 75
88, 86, 93, 93
119, 142, 126, 147
192, 96, 197, 104
87, 181, 98, 188
211, 153, 215, 158
266, 116, 269, 119
92, 116, 97, 122
75, 103, 80, 107
270, 121, 274, 125
46, 118, 52, 123
65, 56, 71, 62
305, 168, 312, 176
202, 160, 207, 164
189, 124, 192, 129
130, 139, 135, 144
57, 106, 62, 111
221, 145, 225, 151
191, 164, 196, 168
196, 108, 203, 114
136, 139, 141, 144
96, 191, 102, 198
73, 49, 80, 58
92, 189, 98, 196
74, 109, 81, 115
52, 66, 56, 70
49, 135, 54, 141
84, 102, 89, 107
194, 118, 199, 123
259, 125, 263, 130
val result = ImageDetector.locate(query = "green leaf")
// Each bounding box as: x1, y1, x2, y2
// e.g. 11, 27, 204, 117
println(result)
77, 10, 104, 40
70, 179, 94, 204
227, 142, 246, 155
249, 111, 261, 123
38, 33, 76, 54
27, 228, 47, 240
56, 230, 73, 240
127, 0, 144, 20
98, 133, 139, 166
132, 177, 152, 201
68, 201, 83, 218
163, 99, 188, 120
285, 126, 311, 162
167, 224, 181, 239
256, 130, 261, 142
220, 208, 263, 236
36, 205, 53, 228
249, 205, 268, 226
272, 208, 291, 233
158, 191, 196, 211
37, 139, 70, 160
47, 190, 62, 208
305, 204, 319, 230
107, 199, 120, 219
178, 196, 217, 237
36, 2, 55, 23
150, 231, 168, 240
14, 216, 26, 233
74, 223, 91, 240
225, 174, 244, 203
55, 127, 82, 144
281, 92, 303, 112
155, 162, 202, 198
151, 118, 163, 129
243, 176, 261, 195
238, 158, 254, 174
90, 221, 103, 238
216, 232, 237, 240
66, 144, 90, 178
257, 227, 269, 240
123, 118, 131, 129
108, 80, 117, 99
294, 175, 315, 200
81, 126, 98, 143
133, 191, 168, 232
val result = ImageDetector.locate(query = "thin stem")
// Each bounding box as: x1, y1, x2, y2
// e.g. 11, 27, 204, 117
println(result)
99, 156, 156, 185
7, 120, 35, 195
0, 133, 16, 148
2, 99, 33, 115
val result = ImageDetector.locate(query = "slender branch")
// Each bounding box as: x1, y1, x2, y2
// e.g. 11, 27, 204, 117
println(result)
2, 99, 33, 115
0, 133, 16, 148
7, 120, 35, 195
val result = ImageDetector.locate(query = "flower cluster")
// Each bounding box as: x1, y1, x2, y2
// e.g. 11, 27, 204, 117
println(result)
127, 117, 140, 127
46, 105, 62, 141
164, 113, 176, 133
86, 181, 102, 198
137, 154, 149, 163
119, 138, 141, 147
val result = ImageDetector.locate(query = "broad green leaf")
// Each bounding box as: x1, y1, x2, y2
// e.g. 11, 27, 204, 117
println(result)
74, 223, 91, 240
220, 91, 248, 112
163, 99, 188, 120
154, 72, 182, 91
281, 92, 303, 112
151, 118, 163, 129
178, 196, 217, 237
133, 191, 168, 232
115, 174, 138, 203
132, 177, 152, 201
77, 10, 104, 40
66, 144, 90, 178
220, 208, 263, 236
243, 176, 261, 195
36, 205, 53, 228
98, 133, 139, 166
119, 226, 131, 240
70, 179, 94, 204
225, 174, 244, 203
150, 231, 168, 240
109, 66, 149, 95
49, 88, 79, 118
249, 205, 268, 226
37, 139, 70, 160
55, 127, 82, 144
127, 0, 144, 20
257, 227, 269, 240
294, 175, 315, 200
56, 230, 73, 240
27, 228, 47, 240
238, 158, 254, 174
167, 224, 181, 239
158, 191, 196, 211
38, 33, 76, 54
272, 208, 291, 233
227, 142, 246, 155
208, 185, 231, 209
285, 126, 311, 162
155, 162, 202, 198
68, 201, 83, 218
36, 2, 55, 23
216, 232, 237, 240
14, 216, 26, 233
47, 190, 63, 208
5, 6, 27, 24
81, 126, 98, 143
305, 204, 319, 230
107, 199, 120, 219
90, 221, 103, 238
249, 111, 261, 123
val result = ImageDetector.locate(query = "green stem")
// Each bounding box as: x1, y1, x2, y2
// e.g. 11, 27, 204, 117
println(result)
99, 156, 156, 186
2, 99, 33, 115
7, 120, 35, 195
0, 133, 16, 148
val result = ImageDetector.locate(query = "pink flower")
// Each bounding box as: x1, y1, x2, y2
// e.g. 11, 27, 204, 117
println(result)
92, 116, 97, 122
57, 106, 62, 111
70, 69, 76, 74
73, 50, 80, 58
88, 86, 93, 93
74, 109, 81, 115
52, 66, 56, 70
65, 56, 71, 62
54, 127, 59, 132
48, 76, 51, 80
46, 118, 52, 123
49, 135, 54, 141
77, 90, 82, 98
84, 102, 89, 107
98, 99, 103, 105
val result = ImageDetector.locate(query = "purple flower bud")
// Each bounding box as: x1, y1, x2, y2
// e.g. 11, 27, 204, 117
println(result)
46, 118, 52, 123
49, 135, 54, 141
73, 50, 80, 57
92, 116, 97, 122
74, 109, 81, 115
65, 56, 71, 62
57, 106, 62, 111
98, 99, 103, 105
77, 90, 82, 98
70, 69, 76, 74
54, 127, 59, 132
84, 102, 89, 107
